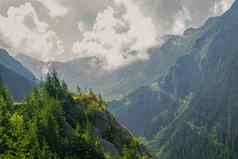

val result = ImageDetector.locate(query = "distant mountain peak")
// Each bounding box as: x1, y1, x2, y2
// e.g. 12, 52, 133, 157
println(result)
0, 49, 35, 81
0, 49, 36, 100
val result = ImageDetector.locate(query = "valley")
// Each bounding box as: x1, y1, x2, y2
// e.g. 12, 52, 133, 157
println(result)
0, 0, 237, 158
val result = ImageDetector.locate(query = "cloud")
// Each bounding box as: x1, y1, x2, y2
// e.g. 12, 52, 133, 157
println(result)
77, 22, 88, 33
172, 6, 192, 35
211, 0, 235, 16
72, 0, 158, 70
0, 0, 236, 70
0, 2, 64, 61
31, 0, 68, 18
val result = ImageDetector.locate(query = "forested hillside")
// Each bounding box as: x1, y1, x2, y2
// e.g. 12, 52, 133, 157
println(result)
0, 71, 151, 159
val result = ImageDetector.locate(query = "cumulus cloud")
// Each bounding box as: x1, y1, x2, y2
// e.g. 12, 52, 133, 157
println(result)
0, 2, 64, 61
72, 0, 158, 70
0, 0, 236, 70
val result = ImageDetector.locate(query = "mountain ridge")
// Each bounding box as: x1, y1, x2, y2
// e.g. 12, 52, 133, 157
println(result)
110, 1, 238, 158
0, 49, 36, 100
16, 33, 197, 100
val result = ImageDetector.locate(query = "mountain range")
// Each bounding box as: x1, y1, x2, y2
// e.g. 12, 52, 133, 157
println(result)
110, 1, 238, 158
1, 1, 238, 158
16, 32, 197, 100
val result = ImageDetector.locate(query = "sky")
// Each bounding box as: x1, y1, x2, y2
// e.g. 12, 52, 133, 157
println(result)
0, 0, 235, 69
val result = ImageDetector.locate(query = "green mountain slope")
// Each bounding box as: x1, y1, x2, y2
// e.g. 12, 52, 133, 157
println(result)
0, 71, 151, 159
109, 15, 218, 138
110, 1, 238, 158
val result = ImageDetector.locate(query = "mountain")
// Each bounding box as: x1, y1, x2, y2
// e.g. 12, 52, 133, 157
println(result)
14, 53, 47, 79
0, 49, 36, 100
0, 49, 35, 81
110, 1, 238, 158
16, 33, 197, 100
0, 72, 151, 159
109, 15, 218, 137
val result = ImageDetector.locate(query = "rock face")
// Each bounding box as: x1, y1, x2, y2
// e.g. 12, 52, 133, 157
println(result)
0, 49, 36, 100
111, 1, 238, 158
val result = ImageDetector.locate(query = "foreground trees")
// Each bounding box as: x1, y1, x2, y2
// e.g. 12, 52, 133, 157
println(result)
0, 73, 149, 159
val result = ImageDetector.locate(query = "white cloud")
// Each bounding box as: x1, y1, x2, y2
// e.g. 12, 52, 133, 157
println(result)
72, 0, 158, 70
212, 0, 235, 16
0, 0, 235, 70
77, 22, 87, 33
32, 0, 68, 18
172, 6, 192, 35
0, 2, 64, 61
